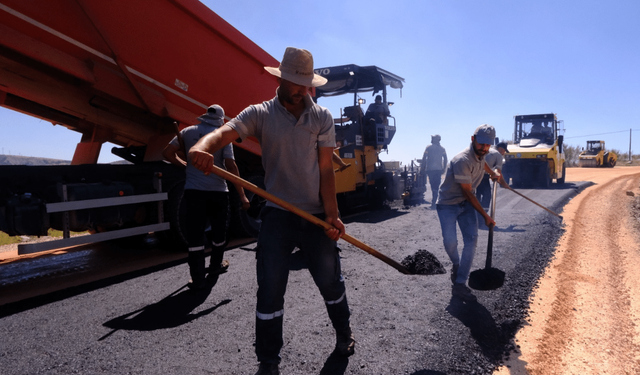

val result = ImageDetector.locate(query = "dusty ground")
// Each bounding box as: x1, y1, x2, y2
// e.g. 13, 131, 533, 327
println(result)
495, 166, 640, 375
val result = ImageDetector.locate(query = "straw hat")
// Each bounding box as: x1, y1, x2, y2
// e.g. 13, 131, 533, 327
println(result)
265, 47, 328, 87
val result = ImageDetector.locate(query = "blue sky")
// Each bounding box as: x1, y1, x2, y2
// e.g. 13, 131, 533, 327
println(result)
1, 0, 639, 165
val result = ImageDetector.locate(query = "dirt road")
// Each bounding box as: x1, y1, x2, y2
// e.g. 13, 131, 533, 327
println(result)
496, 166, 640, 375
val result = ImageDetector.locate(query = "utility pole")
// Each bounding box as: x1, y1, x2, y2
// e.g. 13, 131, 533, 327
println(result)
630, 129, 632, 162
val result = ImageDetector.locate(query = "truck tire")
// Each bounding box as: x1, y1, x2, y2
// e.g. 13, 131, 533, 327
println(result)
557, 162, 566, 184
539, 166, 551, 188
229, 174, 265, 238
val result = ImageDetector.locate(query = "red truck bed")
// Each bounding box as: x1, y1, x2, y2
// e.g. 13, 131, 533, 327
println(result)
0, 0, 276, 163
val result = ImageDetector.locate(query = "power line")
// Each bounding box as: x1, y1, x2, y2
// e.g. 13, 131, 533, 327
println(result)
564, 129, 640, 139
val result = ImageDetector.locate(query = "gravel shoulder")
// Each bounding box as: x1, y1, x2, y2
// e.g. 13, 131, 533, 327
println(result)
495, 166, 640, 375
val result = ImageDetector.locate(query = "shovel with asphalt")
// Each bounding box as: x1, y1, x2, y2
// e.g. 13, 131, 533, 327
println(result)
468, 180, 505, 290
204, 164, 413, 275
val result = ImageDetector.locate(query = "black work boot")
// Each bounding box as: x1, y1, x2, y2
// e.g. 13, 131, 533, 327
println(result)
187, 250, 206, 290
208, 245, 228, 276
335, 326, 356, 356
255, 362, 279, 375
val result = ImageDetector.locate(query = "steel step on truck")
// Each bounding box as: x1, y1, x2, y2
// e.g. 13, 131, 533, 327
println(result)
0, 0, 405, 254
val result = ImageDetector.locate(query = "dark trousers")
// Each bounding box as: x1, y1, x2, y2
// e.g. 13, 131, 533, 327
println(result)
184, 189, 230, 267
255, 207, 350, 364
475, 174, 492, 227
427, 170, 443, 204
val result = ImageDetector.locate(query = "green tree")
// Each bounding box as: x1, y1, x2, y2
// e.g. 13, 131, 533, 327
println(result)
563, 144, 581, 167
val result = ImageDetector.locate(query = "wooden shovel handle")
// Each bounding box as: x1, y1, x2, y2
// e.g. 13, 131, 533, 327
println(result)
207, 164, 412, 275
505, 186, 563, 219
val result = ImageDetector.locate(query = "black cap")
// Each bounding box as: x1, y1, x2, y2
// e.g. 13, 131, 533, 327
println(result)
496, 142, 509, 153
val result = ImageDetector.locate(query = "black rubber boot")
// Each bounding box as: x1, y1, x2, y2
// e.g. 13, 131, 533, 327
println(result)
187, 250, 206, 290
208, 245, 225, 274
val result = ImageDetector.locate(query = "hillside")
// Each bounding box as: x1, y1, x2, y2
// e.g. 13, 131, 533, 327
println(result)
0, 154, 70, 166
0, 155, 131, 165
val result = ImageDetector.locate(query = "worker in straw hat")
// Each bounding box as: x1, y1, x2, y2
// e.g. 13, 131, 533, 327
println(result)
189, 47, 354, 375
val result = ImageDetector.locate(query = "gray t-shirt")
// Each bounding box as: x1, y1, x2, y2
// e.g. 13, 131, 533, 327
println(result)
170, 123, 233, 192
484, 148, 504, 171
227, 93, 335, 214
436, 144, 487, 205
423, 143, 448, 171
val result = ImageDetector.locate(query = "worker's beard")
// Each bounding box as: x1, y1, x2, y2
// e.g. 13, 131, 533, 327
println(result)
472, 141, 488, 158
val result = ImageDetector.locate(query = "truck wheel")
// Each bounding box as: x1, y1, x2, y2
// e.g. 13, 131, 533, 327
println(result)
229, 174, 265, 238
609, 159, 616, 168
539, 166, 551, 188
557, 163, 566, 184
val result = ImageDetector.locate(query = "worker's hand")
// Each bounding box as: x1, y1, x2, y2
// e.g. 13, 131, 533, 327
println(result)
324, 216, 345, 241
340, 163, 351, 171
484, 214, 496, 228
489, 170, 501, 182
188, 148, 215, 175
240, 195, 251, 211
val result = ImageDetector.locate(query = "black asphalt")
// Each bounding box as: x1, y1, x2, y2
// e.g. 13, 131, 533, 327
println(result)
0, 181, 591, 375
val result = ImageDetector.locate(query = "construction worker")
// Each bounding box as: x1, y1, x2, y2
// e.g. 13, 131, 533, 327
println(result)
435, 124, 501, 300
365, 94, 390, 125
162, 104, 250, 290
421, 134, 448, 209
188, 47, 354, 375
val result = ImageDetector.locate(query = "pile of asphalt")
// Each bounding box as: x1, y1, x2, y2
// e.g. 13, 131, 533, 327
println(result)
401, 249, 446, 275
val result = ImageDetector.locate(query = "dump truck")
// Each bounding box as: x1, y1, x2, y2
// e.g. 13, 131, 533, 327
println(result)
0, 0, 283, 253
0, 1, 405, 254
578, 140, 617, 168
314, 65, 405, 213
502, 113, 566, 188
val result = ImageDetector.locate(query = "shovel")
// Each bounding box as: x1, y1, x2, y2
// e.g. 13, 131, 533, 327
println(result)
205, 164, 413, 275
469, 180, 505, 290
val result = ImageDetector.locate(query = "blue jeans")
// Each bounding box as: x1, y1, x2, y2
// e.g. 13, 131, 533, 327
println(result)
475, 174, 491, 210
436, 201, 479, 284
255, 207, 350, 364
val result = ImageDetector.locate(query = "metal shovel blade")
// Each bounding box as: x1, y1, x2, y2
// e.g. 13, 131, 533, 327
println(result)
469, 267, 505, 290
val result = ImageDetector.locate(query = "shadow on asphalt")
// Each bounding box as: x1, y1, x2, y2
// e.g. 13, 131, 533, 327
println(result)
445, 292, 522, 366
478, 224, 525, 233
509, 181, 586, 191
100, 282, 231, 340
319, 351, 349, 374
342, 208, 408, 224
